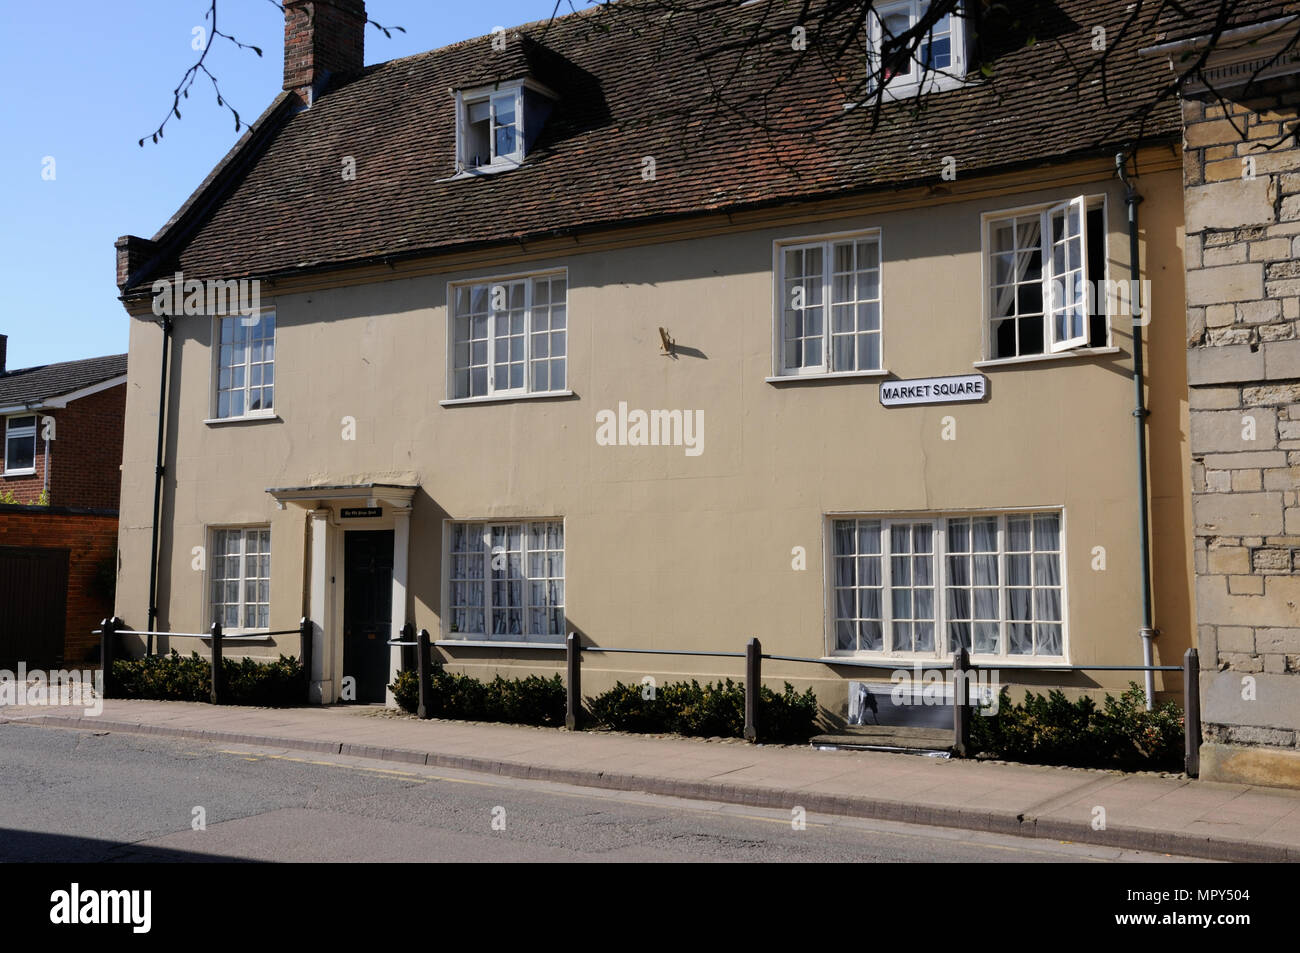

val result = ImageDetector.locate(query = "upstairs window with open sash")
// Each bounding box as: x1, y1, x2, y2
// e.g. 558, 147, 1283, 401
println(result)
868, 0, 968, 96
986, 196, 1108, 360
455, 80, 554, 174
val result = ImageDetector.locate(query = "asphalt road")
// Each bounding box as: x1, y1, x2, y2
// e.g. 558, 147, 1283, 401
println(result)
0, 723, 1207, 863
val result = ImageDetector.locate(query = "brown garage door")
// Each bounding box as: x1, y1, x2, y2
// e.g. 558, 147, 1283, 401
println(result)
0, 546, 68, 670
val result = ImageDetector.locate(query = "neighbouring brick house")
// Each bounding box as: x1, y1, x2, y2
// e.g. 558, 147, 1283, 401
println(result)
1144, 2, 1300, 787
0, 338, 127, 669
0, 338, 127, 508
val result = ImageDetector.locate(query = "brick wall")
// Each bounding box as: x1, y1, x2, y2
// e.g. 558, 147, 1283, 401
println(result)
0, 505, 118, 665
48, 384, 125, 510
1182, 73, 1300, 767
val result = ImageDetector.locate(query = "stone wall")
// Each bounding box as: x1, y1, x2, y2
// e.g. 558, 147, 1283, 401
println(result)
1182, 73, 1300, 783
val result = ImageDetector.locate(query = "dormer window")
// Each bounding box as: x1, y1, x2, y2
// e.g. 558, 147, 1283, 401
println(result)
455, 79, 553, 175
868, 0, 968, 98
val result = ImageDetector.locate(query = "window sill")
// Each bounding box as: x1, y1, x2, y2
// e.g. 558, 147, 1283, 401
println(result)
199, 632, 274, 642
820, 655, 1069, 669
766, 369, 891, 384
973, 347, 1119, 369
2, 469, 36, 478
440, 390, 573, 407
846, 74, 971, 108
203, 413, 281, 426
435, 639, 566, 651
446, 159, 524, 180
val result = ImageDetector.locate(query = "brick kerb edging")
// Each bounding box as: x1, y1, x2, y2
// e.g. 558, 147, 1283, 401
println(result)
4, 713, 1290, 863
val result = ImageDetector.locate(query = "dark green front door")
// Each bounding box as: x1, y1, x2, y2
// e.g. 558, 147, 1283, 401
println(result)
342, 530, 393, 703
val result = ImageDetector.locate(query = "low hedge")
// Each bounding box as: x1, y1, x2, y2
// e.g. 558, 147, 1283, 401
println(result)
972, 683, 1184, 771
391, 668, 820, 743
111, 651, 304, 707
389, 665, 566, 727
588, 678, 819, 743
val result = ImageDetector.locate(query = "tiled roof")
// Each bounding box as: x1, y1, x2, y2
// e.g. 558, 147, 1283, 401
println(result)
126, 0, 1186, 293
0, 354, 128, 408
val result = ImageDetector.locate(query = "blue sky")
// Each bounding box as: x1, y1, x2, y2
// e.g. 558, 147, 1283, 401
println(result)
0, 0, 577, 369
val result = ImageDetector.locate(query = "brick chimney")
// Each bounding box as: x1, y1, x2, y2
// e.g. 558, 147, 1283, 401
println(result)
284, 0, 366, 106
0, 335, 7, 375
115, 235, 160, 292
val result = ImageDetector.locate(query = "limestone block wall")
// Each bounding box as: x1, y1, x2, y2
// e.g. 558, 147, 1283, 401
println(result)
1182, 74, 1300, 764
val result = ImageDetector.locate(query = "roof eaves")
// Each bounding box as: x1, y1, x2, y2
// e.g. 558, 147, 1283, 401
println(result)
117, 130, 1180, 303
1140, 13, 1300, 57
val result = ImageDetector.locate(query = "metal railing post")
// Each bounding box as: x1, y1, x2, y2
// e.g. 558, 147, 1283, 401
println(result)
210, 621, 224, 705
100, 617, 117, 699
953, 647, 972, 757
1184, 647, 1201, 778
744, 637, 761, 742
417, 628, 433, 720
565, 632, 581, 730
300, 616, 313, 705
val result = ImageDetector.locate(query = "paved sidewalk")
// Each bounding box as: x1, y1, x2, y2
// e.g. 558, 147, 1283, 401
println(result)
3, 699, 1298, 861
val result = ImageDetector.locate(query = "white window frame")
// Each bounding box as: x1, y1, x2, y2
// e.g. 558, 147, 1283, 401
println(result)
440, 518, 566, 644
3, 415, 37, 476
210, 308, 277, 421
867, 0, 968, 98
207, 525, 271, 635
453, 79, 555, 175
1047, 196, 1090, 352
446, 269, 568, 400
772, 228, 884, 379
982, 195, 1110, 361
823, 508, 1068, 663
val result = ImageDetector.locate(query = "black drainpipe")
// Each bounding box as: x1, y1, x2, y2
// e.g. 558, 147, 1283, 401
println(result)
1117, 151, 1156, 710
145, 316, 173, 654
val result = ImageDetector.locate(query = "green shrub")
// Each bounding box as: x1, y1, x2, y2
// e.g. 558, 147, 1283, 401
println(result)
221, 655, 305, 707
390, 668, 818, 742
111, 651, 208, 701
388, 664, 565, 727
588, 678, 819, 744
112, 650, 304, 707
972, 683, 1184, 771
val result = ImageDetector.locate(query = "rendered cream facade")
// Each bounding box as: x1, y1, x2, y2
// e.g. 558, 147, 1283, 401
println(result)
115, 152, 1193, 718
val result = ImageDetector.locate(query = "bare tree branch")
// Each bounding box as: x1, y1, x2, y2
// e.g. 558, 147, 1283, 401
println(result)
140, 0, 404, 147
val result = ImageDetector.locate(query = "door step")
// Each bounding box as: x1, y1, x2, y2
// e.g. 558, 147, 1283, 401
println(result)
810, 725, 953, 754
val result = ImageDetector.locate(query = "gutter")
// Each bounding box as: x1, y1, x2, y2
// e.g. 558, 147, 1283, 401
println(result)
1116, 151, 1157, 711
